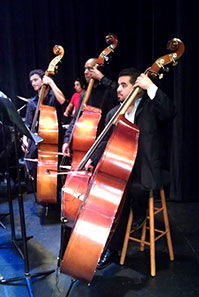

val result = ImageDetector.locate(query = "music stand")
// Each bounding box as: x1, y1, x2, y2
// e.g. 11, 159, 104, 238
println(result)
0, 96, 55, 296
0, 120, 22, 251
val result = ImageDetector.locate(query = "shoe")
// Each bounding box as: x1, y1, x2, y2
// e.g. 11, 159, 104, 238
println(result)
132, 213, 147, 231
37, 204, 46, 217
97, 249, 117, 270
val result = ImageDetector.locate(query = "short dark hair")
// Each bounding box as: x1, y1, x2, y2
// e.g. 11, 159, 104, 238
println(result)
75, 77, 86, 89
118, 67, 142, 85
29, 69, 45, 79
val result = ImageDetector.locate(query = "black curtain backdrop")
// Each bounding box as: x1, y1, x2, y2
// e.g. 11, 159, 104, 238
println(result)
0, 0, 197, 202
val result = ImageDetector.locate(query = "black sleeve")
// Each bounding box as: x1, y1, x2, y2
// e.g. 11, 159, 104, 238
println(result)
24, 101, 36, 129
100, 76, 118, 90
90, 105, 120, 167
90, 124, 114, 167
152, 88, 176, 121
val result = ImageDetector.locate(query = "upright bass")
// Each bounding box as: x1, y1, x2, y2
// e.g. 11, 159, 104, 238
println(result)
34, 45, 64, 204
61, 34, 118, 222
69, 33, 118, 169
60, 38, 185, 283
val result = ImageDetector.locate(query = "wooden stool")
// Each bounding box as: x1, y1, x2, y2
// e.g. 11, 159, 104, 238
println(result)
120, 188, 174, 276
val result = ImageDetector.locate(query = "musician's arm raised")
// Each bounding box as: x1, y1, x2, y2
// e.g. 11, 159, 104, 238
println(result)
43, 75, 65, 105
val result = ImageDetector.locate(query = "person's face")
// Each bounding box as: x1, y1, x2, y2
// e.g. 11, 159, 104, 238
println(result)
74, 81, 83, 93
117, 76, 134, 102
84, 59, 97, 82
30, 74, 43, 91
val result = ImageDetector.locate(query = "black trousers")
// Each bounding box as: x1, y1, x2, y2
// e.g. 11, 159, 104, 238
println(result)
108, 181, 149, 251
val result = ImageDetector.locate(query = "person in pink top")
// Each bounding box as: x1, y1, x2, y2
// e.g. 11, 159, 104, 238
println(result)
64, 78, 86, 117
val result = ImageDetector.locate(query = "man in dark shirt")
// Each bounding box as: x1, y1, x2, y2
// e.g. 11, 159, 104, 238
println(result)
22, 69, 65, 192
62, 58, 118, 155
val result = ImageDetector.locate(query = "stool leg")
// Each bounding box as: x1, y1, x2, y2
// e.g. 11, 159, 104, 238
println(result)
160, 189, 174, 261
149, 191, 156, 277
140, 220, 147, 251
120, 209, 133, 265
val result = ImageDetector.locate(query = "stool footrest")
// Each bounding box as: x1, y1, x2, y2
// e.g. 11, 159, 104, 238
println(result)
130, 228, 167, 243
129, 236, 150, 246
120, 188, 174, 276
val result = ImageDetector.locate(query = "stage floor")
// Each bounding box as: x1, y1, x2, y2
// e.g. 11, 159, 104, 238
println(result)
0, 191, 199, 297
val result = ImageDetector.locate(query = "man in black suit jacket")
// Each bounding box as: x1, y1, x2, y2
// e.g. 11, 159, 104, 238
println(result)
85, 67, 176, 268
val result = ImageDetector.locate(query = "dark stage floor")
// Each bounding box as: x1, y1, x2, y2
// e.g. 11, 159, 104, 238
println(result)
0, 190, 199, 297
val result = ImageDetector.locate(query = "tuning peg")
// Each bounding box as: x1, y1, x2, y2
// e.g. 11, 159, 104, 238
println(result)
170, 52, 178, 66
172, 60, 178, 66
162, 66, 169, 72
158, 73, 164, 79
